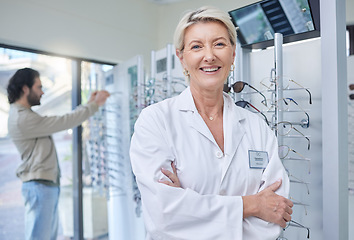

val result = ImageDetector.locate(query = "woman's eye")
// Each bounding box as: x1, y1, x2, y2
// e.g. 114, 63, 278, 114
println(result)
191, 45, 201, 50
215, 42, 226, 47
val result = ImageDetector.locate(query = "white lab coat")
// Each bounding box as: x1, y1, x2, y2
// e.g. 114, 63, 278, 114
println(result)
130, 87, 289, 240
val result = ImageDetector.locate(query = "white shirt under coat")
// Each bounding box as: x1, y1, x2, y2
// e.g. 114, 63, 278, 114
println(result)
130, 87, 289, 240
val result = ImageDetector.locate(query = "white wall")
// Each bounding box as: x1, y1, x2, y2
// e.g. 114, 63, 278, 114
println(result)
0, 0, 160, 64
347, 0, 354, 25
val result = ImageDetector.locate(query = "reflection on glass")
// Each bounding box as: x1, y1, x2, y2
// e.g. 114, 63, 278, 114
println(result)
231, 3, 274, 44
229, 0, 314, 46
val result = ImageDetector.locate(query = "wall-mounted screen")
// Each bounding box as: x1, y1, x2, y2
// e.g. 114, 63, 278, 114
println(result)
229, 0, 320, 49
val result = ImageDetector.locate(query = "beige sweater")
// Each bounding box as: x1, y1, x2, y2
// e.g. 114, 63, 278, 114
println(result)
8, 102, 99, 183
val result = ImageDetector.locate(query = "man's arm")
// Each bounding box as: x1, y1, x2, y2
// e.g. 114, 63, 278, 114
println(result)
17, 90, 109, 139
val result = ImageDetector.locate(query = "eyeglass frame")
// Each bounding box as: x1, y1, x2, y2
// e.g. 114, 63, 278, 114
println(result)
283, 97, 310, 128
289, 196, 310, 215
260, 74, 312, 105
278, 145, 311, 173
275, 121, 311, 150
235, 100, 269, 126
285, 168, 310, 194
224, 80, 268, 107
285, 219, 310, 239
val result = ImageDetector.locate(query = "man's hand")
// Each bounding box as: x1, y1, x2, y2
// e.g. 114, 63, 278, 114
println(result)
88, 90, 110, 106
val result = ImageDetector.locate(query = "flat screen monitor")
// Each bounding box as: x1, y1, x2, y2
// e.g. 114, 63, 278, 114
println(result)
229, 0, 320, 49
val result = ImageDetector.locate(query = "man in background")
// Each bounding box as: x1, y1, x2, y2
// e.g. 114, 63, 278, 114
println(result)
7, 67, 110, 240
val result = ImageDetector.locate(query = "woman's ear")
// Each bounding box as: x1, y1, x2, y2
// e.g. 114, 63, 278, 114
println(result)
176, 49, 188, 72
176, 49, 184, 66
176, 49, 182, 59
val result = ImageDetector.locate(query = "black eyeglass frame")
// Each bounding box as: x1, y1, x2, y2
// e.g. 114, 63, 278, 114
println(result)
284, 219, 310, 239
235, 100, 269, 126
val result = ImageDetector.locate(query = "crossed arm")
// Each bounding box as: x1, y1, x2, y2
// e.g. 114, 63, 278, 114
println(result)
159, 162, 293, 228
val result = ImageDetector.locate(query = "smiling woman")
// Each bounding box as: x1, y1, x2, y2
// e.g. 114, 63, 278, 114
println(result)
130, 6, 293, 240
176, 20, 235, 153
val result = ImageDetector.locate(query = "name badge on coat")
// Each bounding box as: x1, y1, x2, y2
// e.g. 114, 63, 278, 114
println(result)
248, 150, 269, 169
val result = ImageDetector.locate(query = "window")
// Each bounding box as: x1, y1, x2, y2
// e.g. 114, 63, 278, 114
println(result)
0, 45, 114, 239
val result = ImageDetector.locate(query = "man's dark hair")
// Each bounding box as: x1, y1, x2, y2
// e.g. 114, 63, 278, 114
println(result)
7, 68, 40, 104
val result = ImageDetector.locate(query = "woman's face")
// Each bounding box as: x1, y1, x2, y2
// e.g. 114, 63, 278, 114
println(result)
177, 21, 235, 91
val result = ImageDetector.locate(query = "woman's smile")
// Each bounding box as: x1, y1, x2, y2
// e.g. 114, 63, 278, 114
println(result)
200, 66, 221, 72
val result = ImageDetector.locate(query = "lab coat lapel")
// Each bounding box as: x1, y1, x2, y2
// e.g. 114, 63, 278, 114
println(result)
189, 112, 216, 144
177, 87, 218, 145
220, 94, 246, 183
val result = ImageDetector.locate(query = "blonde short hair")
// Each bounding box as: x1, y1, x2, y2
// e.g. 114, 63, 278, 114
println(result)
173, 6, 237, 52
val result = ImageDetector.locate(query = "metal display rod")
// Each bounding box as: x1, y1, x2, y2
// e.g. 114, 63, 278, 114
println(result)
274, 33, 283, 140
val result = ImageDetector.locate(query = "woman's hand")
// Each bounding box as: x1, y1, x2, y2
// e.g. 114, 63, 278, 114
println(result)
158, 162, 181, 188
242, 180, 293, 228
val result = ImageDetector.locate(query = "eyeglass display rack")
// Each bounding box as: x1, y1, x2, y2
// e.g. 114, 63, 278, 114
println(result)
272, 33, 311, 239
84, 56, 147, 240
231, 33, 312, 239
148, 44, 186, 106
84, 74, 129, 199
